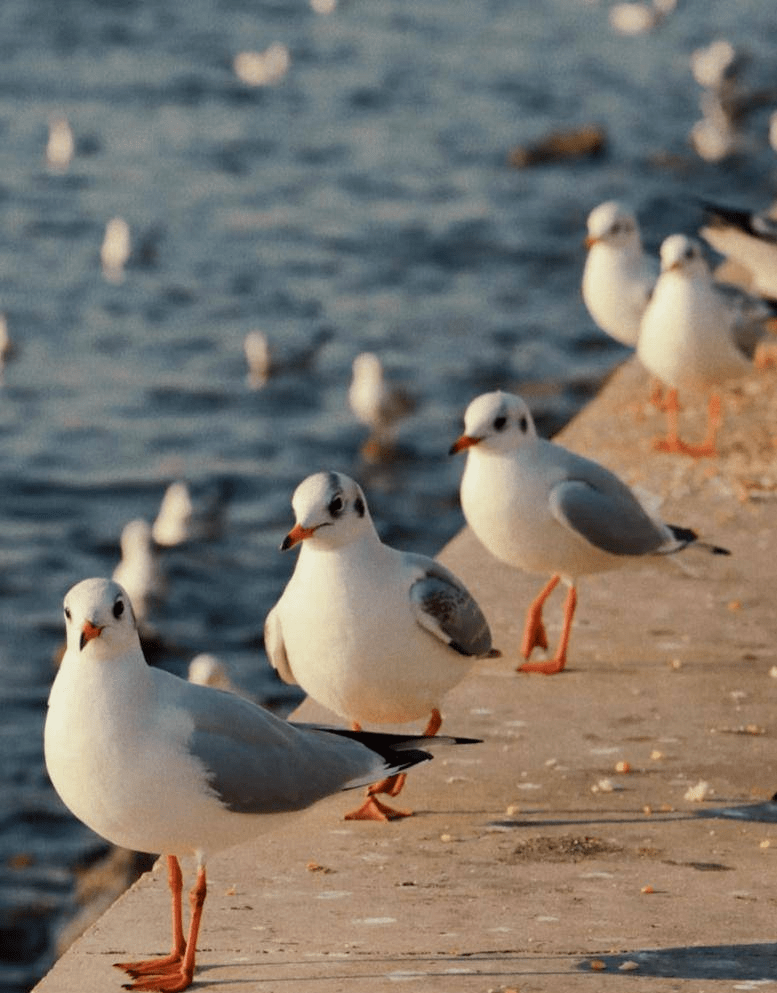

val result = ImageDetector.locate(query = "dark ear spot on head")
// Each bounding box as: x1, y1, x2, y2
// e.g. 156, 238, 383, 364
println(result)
354, 495, 365, 517
519, 416, 528, 433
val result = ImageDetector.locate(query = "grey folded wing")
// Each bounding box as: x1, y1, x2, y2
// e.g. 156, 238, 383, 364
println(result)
407, 555, 492, 657
170, 676, 378, 814
549, 478, 669, 557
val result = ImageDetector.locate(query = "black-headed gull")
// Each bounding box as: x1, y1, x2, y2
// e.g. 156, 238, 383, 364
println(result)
638, 234, 757, 457
348, 352, 417, 460
699, 199, 777, 300
450, 391, 729, 675
45, 578, 474, 992
582, 200, 658, 350
264, 470, 494, 820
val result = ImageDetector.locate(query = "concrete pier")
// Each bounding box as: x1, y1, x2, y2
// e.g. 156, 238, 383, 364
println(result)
34, 357, 777, 992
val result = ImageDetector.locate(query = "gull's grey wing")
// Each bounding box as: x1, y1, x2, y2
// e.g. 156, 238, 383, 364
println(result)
263, 602, 296, 685
157, 670, 382, 814
549, 478, 670, 557
406, 554, 492, 657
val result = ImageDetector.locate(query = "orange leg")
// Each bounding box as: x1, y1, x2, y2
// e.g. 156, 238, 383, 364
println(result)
116, 856, 186, 977
344, 709, 442, 821
653, 389, 717, 458
118, 861, 207, 993
519, 575, 560, 661
648, 378, 665, 409
519, 585, 577, 675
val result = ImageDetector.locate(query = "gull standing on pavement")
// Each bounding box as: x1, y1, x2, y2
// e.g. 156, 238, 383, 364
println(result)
699, 199, 777, 300
582, 200, 658, 350
638, 234, 755, 457
265, 470, 494, 820
450, 390, 729, 675
45, 578, 474, 992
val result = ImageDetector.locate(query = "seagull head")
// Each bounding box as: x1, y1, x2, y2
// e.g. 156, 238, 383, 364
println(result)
63, 578, 138, 659
449, 390, 537, 456
659, 233, 708, 277
585, 200, 640, 250
281, 471, 375, 551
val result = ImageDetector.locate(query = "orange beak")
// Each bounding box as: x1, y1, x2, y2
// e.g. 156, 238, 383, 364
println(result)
281, 523, 318, 551
449, 434, 481, 455
584, 235, 597, 249
80, 621, 104, 651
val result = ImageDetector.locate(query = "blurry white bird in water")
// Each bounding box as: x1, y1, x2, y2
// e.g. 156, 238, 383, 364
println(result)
233, 43, 290, 87
310, 0, 337, 13
101, 217, 131, 283
608, 0, 675, 36
46, 115, 74, 172
348, 352, 417, 461
0, 315, 11, 367
112, 519, 165, 623
188, 654, 243, 695
244, 330, 272, 388
152, 482, 194, 548
244, 327, 334, 389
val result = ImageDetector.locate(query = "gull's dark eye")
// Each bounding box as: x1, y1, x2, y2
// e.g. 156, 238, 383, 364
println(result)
113, 599, 125, 619
64, 606, 72, 621
493, 416, 507, 432
519, 416, 528, 433
328, 495, 344, 518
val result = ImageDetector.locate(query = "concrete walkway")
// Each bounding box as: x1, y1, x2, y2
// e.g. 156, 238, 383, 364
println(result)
35, 357, 777, 992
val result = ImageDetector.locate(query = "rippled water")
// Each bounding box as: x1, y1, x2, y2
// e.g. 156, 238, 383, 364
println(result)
2, 0, 776, 988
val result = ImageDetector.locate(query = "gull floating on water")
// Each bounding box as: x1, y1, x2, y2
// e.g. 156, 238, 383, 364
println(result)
45, 577, 473, 992
348, 352, 417, 460
112, 519, 165, 622
46, 115, 74, 172
101, 217, 131, 283
638, 234, 761, 456
450, 390, 729, 675
265, 470, 494, 820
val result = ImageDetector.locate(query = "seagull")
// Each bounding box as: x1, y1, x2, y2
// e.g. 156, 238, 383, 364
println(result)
45, 578, 476, 992
348, 352, 417, 460
699, 199, 777, 300
264, 470, 494, 820
112, 519, 165, 622
46, 114, 74, 172
582, 200, 658, 349
101, 217, 131, 283
638, 234, 756, 457
450, 390, 729, 675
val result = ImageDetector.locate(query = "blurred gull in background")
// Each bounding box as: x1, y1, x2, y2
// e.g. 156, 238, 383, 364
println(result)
46, 115, 74, 172
112, 519, 166, 623
348, 352, 417, 461
101, 217, 131, 284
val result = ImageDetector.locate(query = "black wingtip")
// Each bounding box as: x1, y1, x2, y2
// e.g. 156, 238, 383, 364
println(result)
711, 545, 731, 556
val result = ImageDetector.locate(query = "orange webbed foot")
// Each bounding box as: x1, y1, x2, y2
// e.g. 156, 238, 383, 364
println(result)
344, 795, 412, 821
115, 954, 184, 979
518, 656, 566, 675
121, 968, 193, 993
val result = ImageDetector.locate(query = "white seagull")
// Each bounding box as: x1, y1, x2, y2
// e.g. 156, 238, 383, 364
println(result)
264, 470, 494, 820
348, 352, 417, 460
450, 391, 729, 675
112, 518, 165, 622
45, 578, 474, 992
638, 234, 756, 457
582, 200, 658, 350
699, 199, 777, 300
